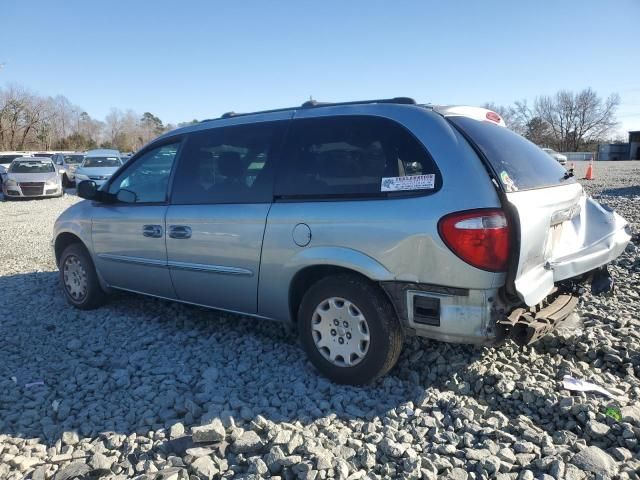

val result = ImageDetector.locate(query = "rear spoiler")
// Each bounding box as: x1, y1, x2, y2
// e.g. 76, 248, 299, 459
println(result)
427, 105, 507, 127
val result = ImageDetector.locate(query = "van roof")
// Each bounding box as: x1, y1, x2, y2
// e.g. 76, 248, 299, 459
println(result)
161, 97, 506, 140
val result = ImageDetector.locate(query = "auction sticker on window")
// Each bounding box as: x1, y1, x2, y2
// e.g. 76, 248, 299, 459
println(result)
381, 174, 435, 192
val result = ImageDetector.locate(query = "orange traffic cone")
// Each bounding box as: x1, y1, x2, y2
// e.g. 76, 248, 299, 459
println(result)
584, 158, 594, 180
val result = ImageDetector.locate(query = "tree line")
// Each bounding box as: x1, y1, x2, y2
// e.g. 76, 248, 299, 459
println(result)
0, 83, 620, 153
484, 87, 620, 152
0, 83, 198, 152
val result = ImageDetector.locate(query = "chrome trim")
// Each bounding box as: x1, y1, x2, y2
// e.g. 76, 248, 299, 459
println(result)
97, 253, 253, 276
167, 260, 253, 276
97, 253, 167, 267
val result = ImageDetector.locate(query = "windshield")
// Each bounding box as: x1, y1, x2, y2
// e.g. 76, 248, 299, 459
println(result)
10, 161, 55, 173
64, 154, 84, 164
450, 117, 573, 191
82, 156, 122, 168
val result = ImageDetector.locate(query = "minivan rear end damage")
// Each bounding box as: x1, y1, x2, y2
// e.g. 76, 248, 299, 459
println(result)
441, 114, 631, 345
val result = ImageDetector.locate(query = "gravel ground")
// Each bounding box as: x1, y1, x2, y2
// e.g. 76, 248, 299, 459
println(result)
0, 162, 639, 480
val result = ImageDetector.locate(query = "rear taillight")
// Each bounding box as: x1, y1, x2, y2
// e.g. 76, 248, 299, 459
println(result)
438, 209, 510, 272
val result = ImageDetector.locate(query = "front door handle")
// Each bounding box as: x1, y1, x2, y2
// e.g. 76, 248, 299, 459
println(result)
142, 224, 163, 238
169, 225, 192, 239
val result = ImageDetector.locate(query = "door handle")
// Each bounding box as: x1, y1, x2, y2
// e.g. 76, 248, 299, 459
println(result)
142, 224, 163, 238
169, 225, 192, 239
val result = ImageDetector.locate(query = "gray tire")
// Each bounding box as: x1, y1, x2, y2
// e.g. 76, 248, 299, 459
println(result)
59, 243, 107, 310
298, 274, 404, 385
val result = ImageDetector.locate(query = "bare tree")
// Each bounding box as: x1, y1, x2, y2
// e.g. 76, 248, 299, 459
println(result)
534, 88, 620, 151
0, 82, 179, 151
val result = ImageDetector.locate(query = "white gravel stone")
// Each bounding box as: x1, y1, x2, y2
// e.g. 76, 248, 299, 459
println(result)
191, 456, 218, 480
570, 446, 618, 477
191, 419, 225, 443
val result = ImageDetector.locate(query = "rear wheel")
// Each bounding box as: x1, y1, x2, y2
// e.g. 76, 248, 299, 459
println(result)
59, 243, 107, 309
298, 274, 403, 385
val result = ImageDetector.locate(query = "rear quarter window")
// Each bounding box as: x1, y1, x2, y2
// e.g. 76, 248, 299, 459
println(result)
276, 115, 441, 199
450, 116, 573, 192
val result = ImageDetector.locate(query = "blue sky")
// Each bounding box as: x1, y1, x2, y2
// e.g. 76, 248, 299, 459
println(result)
2, 0, 639, 134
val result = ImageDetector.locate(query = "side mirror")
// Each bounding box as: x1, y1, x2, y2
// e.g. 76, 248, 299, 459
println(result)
116, 189, 137, 203
77, 180, 98, 200
58, 167, 66, 175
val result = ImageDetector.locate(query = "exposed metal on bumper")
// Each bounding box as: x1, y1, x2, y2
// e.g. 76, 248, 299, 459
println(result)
382, 280, 584, 346
381, 281, 497, 345
496, 290, 579, 346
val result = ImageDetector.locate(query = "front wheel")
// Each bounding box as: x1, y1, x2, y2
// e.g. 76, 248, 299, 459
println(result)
298, 274, 404, 385
59, 243, 107, 309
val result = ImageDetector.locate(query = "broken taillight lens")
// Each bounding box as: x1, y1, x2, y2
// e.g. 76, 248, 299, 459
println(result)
438, 209, 510, 272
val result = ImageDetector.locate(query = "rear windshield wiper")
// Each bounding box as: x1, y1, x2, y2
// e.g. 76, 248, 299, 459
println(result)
561, 169, 574, 181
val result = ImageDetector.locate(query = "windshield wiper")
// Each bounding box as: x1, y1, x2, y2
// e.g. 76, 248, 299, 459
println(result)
561, 169, 574, 181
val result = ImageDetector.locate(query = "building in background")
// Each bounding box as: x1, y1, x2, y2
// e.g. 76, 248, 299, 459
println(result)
629, 131, 640, 160
597, 131, 640, 160
598, 143, 630, 160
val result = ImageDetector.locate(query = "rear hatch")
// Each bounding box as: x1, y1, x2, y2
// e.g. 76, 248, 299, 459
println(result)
449, 116, 631, 306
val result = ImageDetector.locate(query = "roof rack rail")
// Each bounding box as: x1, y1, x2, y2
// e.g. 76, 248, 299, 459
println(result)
199, 97, 417, 124
302, 97, 416, 108
301, 100, 331, 108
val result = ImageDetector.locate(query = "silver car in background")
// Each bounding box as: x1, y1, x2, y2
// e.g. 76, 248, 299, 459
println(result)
74, 150, 123, 187
2, 157, 64, 199
52, 98, 631, 384
52, 152, 85, 186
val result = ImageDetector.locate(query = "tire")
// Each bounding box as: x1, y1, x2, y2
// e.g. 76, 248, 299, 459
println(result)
298, 274, 404, 385
59, 243, 107, 310
62, 174, 71, 188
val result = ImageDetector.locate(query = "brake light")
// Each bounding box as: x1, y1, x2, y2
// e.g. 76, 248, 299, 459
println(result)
438, 209, 510, 272
486, 111, 502, 123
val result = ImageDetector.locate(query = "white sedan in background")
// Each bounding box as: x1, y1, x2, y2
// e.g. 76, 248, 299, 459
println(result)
542, 148, 567, 165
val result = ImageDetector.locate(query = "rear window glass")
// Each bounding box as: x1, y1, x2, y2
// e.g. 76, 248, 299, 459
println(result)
171, 121, 285, 204
450, 117, 573, 191
64, 155, 84, 164
83, 157, 121, 168
276, 116, 440, 198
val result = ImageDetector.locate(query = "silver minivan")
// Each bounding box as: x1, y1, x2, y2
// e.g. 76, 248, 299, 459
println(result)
53, 98, 631, 384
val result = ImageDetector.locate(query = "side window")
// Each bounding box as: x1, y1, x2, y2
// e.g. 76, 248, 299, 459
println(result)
276, 116, 440, 198
171, 121, 285, 204
108, 142, 179, 203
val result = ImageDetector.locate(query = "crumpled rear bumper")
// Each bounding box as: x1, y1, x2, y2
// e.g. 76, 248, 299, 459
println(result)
496, 289, 579, 346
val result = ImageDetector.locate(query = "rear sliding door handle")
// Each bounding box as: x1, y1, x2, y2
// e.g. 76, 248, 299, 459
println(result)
169, 225, 192, 239
142, 225, 163, 238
